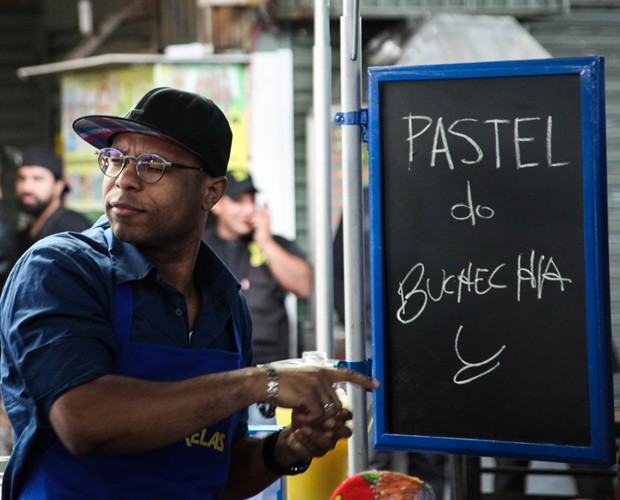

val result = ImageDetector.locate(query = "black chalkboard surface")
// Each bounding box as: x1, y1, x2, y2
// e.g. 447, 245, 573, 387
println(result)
368, 57, 614, 464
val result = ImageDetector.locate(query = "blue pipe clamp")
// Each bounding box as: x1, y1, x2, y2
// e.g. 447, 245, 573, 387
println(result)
334, 358, 372, 378
334, 108, 369, 143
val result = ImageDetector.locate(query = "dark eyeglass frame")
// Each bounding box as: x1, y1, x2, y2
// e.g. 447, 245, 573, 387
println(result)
96, 147, 208, 184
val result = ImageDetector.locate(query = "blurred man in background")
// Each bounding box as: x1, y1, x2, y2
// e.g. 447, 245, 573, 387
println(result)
15, 144, 90, 255
204, 170, 313, 366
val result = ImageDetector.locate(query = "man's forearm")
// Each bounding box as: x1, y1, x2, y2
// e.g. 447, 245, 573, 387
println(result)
50, 368, 264, 455
260, 239, 313, 297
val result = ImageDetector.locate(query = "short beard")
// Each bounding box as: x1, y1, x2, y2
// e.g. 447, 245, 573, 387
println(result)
17, 197, 51, 217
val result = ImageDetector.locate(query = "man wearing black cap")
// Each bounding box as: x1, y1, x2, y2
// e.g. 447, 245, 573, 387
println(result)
0, 87, 379, 499
15, 144, 90, 255
204, 169, 313, 368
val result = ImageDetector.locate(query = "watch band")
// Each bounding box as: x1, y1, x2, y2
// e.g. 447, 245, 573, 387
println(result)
258, 363, 278, 419
262, 430, 312, 476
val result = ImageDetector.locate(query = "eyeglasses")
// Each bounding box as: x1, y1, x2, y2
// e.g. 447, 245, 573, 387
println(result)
96, 147, 208, 184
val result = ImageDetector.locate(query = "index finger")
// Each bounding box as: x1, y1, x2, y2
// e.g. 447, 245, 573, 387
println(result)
326, 368, 380, 390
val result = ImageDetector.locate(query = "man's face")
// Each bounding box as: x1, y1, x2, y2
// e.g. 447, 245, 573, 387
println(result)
212, 192, 256, 238
15, 166, 63, 216
103, 132, 225, 250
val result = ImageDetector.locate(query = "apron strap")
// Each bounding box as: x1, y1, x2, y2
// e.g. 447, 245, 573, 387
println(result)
101, 221, 134, 343
113, 283, 134, 343
231, 320, 242, 357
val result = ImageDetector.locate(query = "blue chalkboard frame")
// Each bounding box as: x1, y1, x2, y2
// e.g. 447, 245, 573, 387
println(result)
368, 56, 614, 464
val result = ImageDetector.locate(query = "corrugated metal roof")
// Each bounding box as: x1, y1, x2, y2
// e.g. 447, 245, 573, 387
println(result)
366, 14, 551, 67
275, 0, 568, 20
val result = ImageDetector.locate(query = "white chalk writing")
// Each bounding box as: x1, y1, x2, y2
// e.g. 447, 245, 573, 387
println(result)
403, 114, 569, 171
397, 112, 572, 385
453, 325, 506, 384
451, 180, 495, 226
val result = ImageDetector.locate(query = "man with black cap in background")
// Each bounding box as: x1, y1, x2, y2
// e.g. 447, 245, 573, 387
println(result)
15, 144, 90, 255
0, 87, 378, 499
0, 146, 91, 457
204, 169, 313, 369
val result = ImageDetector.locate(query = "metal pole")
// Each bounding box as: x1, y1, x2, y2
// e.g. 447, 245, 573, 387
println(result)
313, 0, 334, 358
340, 0, 368, 474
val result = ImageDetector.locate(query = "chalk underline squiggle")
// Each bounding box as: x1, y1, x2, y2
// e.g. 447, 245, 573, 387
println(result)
453, 325, 506, 385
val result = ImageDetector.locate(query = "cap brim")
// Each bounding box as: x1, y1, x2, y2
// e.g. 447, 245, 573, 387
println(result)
227, 187, 259, 199
72, 116, 199, 156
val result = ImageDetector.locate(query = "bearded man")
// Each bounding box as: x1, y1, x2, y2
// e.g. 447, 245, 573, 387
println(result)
15, 144, 90, 255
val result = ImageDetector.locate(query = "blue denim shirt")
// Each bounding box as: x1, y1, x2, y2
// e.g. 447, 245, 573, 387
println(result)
0, 216, 253, 498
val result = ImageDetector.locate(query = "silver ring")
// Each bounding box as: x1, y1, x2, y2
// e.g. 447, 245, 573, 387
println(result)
322, 399, 337, 412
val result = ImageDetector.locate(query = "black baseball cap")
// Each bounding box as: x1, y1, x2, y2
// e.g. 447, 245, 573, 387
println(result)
20, 145, 63, 180
225, 171, 259, 199
72, 87, 232, 177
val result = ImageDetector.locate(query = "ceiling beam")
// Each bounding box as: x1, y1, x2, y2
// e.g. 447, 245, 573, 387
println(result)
66, 0, 147, 60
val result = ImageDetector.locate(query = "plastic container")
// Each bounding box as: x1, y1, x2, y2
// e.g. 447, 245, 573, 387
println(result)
271, 351, 348, 500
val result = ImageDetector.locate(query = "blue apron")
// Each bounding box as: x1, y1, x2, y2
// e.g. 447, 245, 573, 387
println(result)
19, 272, 244, 498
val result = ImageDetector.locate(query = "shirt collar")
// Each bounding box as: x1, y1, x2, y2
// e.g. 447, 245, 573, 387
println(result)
92, 215, 240, 300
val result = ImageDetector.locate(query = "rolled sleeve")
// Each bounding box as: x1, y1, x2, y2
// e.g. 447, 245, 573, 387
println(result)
1, 236, 117, 425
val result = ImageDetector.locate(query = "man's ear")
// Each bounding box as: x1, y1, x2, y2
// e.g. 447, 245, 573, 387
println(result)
204, 175, 227, 210
54, 179, 67, 199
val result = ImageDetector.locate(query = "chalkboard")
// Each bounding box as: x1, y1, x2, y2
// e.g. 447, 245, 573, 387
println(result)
368, 57, 615, 464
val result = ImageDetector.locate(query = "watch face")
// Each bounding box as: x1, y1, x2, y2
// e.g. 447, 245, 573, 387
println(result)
289, 457, 312, 475
262, 430, 312, 475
